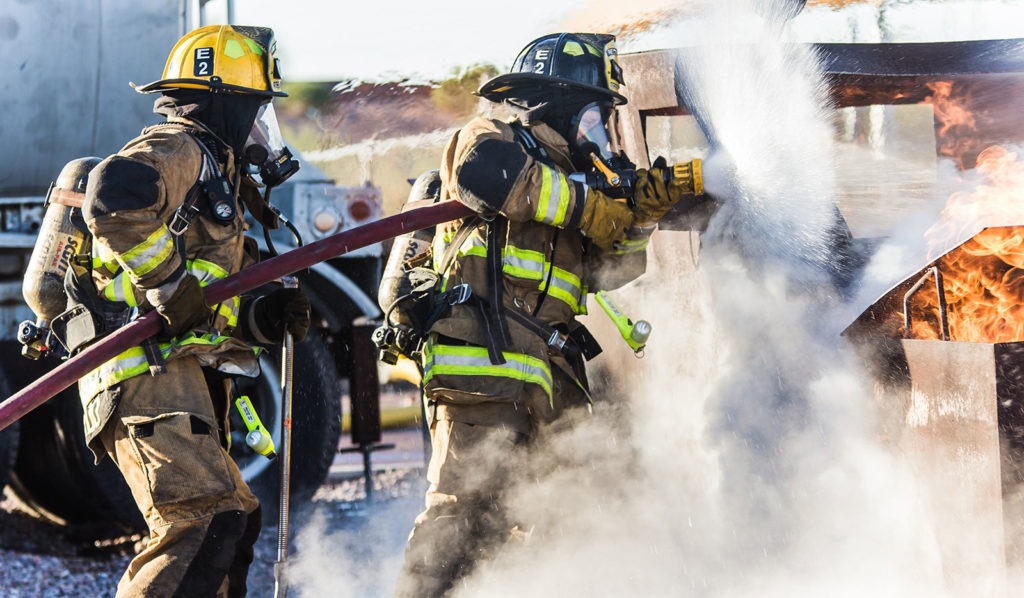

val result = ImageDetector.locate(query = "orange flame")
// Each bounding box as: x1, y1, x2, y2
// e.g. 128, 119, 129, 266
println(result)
907, 147, 1024, 343
922, 81, 989, 170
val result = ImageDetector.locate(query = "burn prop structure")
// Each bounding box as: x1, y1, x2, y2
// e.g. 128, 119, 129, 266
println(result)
616, 37, 1024, 595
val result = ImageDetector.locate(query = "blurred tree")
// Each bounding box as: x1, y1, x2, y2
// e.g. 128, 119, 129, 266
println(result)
280, 81, 336, 113
431, 64, 500, 119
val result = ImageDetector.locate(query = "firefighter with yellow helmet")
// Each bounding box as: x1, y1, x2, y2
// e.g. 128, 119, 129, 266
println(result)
65, 25, 309, 595
393, 32, 701, 596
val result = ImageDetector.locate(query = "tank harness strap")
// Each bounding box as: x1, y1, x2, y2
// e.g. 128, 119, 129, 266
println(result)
510, 121, 550, 163
480, 217, 512, 364
169, 131, 221, 237
417, 216, 480, 331
48, 186, 85, 209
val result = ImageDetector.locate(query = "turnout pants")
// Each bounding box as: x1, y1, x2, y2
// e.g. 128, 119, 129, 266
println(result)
93, 355, 261, 597
394, 367, 589, 597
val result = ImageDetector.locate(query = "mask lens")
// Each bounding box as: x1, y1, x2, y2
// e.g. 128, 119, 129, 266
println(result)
573, 101, 618, 161
245, 102, 299, 187
247, 103, 287, 156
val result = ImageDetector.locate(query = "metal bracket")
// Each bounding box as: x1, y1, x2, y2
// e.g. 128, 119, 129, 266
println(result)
903, 265, 950, 341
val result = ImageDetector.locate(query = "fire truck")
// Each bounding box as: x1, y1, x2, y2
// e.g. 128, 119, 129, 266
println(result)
0, 1, 383, 538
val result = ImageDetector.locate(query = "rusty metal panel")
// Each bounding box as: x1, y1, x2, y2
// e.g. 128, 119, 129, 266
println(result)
901, 339, 1007, 597
618, 50, 680, 112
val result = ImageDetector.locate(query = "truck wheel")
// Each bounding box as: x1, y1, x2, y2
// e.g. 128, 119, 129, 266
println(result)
0, 374, 16, 491
0, 422, 16, 491
236, 331, 343, 515
6, 332, 341, 539
8, 385, 145, 539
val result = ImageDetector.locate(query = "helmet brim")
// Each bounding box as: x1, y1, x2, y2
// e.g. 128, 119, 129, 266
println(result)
132, 78, 287, 97
478, 73, 626, 105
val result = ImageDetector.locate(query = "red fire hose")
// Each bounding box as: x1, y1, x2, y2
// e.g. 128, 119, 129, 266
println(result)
0, 200, 473, 433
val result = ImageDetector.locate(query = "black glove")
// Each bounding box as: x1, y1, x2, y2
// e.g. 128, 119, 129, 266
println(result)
154, 273, 212, 339
252, 287, 311, 343
632, 156, 679, 226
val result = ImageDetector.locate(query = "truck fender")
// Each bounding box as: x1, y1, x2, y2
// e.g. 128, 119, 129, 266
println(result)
306, 262, 381, 320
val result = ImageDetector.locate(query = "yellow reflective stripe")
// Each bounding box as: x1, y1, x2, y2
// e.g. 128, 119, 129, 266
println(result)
219, 297, 240, 328
539, 265, 584, 314
102, 272, 139, 307
188, 258, 230, 286
187, 258, 238, 327
120, 225, 174, 279
79, 343, 171, 399
503, 246, 547, 281
423, 341, 552, 399
615, 237, 650, 254
458, 242, 585, 313
92, 244, 121, 276
80, 331, 249, 398
534, 165, 570, 227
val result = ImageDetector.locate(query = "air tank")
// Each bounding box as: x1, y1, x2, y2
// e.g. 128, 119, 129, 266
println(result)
23, 157, 101, 323
377, 170, 442, 326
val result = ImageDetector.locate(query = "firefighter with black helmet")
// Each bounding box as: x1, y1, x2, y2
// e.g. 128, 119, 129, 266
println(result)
65, 25, 309, 595
394, 32, 701, 596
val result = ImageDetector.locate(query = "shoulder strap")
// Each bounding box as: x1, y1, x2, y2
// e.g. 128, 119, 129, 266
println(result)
436, 213, 481, 277
509, 121, 552, 164
167, 129, 226, 237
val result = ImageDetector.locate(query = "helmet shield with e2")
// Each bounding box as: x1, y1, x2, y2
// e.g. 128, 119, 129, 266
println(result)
478, 32, 626, 106
133, 25, 286, 97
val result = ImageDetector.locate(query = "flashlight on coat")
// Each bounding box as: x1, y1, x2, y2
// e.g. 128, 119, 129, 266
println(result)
235, 395, 277, 460
595, 290, 651, 354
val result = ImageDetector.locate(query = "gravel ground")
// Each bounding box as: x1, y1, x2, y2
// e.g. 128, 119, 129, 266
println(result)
0, 458, 427, 597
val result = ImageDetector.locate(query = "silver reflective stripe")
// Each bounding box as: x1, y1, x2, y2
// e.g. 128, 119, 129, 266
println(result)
536, 165, 570, 226
120, 225, 175, 279
423, 341, 553, 399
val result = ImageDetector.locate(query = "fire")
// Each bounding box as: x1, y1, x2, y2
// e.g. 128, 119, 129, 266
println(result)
926, 146, 1024, 256
906, 146, 1024, 343
909, 226, 1024, 342
922, 81, 982, 170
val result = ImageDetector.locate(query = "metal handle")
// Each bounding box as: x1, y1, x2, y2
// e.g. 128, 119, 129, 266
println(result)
903, 265, 949, 341
275, 275, 298, 598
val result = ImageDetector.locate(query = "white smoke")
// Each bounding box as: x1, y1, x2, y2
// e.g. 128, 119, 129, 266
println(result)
454, 1, 953, 596
283, 2, 1024, 596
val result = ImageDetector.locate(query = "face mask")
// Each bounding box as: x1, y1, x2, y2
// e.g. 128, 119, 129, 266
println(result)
569, 101, 621, 167
244, 102, 299, 187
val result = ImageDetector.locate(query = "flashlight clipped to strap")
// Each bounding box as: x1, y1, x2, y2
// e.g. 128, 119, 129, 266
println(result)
235, 395, 277, 460
594, 290, 651, 355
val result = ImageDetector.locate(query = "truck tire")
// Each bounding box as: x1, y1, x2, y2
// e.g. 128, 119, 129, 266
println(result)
238, 331, 343, 516
7, 332, 342, 538
8, 385, 145, 540
0, 373, 16, 491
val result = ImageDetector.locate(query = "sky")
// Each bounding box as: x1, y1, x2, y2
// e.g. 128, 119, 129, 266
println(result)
203, 0, 588, 81
204, 0, 1024, 82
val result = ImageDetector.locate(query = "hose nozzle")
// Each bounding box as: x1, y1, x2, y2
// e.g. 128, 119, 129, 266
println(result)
670, 159, 704, 196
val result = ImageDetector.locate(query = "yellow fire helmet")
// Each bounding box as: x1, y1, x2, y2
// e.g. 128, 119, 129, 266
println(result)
133, 25, 286, 97
479, 33, 626, 105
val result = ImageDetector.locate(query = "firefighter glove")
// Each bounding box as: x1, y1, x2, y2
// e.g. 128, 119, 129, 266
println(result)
633, 156, 687, 225
251, 287, 311, 343
152, 273, 211, 339
579, 188, 634, 251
